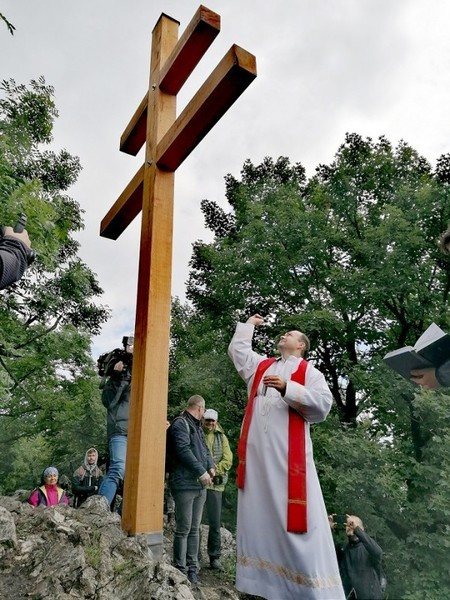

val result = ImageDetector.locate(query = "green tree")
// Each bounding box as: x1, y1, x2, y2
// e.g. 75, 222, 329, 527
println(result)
173, 135, 450, 598
0, 78, 109, 492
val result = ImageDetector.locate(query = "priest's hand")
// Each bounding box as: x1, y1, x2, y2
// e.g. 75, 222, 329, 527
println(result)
263, 374, 286, 395
410, 367, 440, 389
247, 314, 264, 327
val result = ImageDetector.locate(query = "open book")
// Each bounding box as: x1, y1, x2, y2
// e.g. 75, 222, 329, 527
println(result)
383, 323, 450, 382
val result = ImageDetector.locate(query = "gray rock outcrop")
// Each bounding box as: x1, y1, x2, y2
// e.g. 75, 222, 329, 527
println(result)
0, 495, 239, 600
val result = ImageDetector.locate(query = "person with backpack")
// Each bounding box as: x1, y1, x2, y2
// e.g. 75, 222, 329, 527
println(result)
97, 335, 133, 508
72, 447, 103, 508
28, 466, 69, 507
166, 395, 215, 586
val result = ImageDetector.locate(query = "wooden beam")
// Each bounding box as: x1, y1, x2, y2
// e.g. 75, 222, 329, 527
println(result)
121, 11, 178, 538
159, 5, 220, 95
99, 164, 144, 239
119, 95, 149, 158
119, 5, 220, 157
156, 45, 257, 172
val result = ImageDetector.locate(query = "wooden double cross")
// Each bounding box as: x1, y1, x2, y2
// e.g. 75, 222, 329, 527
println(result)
99, 5, 256, 548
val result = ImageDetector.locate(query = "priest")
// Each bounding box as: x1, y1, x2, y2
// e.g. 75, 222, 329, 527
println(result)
228, 314, 344, 600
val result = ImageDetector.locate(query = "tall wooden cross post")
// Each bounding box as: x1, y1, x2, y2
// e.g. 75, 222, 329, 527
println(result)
100, 5, 256, 555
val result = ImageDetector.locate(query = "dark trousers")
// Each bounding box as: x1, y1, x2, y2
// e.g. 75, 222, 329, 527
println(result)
204, 489, 223, 559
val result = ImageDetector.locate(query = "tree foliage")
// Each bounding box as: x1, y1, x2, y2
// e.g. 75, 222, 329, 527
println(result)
0, 79, 109, 492
169, 135, 450, 598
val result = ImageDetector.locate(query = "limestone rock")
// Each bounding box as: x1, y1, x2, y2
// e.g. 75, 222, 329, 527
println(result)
0, 494, 241, 600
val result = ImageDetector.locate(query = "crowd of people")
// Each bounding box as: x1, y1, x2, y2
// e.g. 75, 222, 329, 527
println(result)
26, 322, 385, 599
18, 226, 450, 599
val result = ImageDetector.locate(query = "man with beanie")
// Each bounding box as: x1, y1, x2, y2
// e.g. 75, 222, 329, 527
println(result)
201, 408, 233, 570
72, 447, 104, 507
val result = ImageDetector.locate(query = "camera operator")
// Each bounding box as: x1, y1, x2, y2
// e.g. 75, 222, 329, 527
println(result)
0, 226, 32, 290
329, 514, 384, 599
200, 408, 233, 570
98, 335, 134, 509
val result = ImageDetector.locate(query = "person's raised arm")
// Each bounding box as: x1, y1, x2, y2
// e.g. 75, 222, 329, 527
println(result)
228, 313, 266, 383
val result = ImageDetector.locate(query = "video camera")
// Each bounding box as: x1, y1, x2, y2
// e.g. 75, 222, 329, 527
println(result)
122, 335, 134, 348
0, 214, 36, 265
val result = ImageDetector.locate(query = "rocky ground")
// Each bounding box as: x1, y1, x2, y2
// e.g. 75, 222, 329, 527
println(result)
0, 494, 250, 600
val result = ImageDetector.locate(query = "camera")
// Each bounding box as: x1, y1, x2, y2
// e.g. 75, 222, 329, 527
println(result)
212, 475, 223, 485
0, 213, 36, 265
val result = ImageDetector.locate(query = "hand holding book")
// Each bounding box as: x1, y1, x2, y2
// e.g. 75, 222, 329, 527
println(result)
410, 367, 439, 389
383, 323, 450, 387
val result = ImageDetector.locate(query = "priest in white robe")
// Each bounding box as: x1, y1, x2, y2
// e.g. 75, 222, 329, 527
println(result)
228, 314, 345, 600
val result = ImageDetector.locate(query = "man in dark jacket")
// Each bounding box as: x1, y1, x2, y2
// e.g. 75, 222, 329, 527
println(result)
98, 336, 133, 507
334, 515, 384, 600
0, 226, 32, 290
72, 447, 104, 507
167, 395, 215, 586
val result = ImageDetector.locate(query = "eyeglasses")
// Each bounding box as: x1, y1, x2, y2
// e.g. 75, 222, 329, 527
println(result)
204, 419, 215, 423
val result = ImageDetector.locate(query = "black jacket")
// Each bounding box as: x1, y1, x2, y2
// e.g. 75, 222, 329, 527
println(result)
339, 527, 383, 600
102, 377, 131, 440
168, 411, 214, 491
0, 237, 28, 290
71, 466, 103, 507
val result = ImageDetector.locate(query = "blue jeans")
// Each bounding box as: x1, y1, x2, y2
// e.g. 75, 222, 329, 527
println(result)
98, 434, 127, 506
172, 488, 206, 574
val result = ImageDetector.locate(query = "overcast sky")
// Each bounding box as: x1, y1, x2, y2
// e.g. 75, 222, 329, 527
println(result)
2, 0, 450, 357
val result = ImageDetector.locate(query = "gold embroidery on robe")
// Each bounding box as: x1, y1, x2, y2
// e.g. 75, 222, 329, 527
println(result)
238, 554, 342, 588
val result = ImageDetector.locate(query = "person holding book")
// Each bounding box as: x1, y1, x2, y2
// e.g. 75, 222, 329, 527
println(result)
410, 363, 450, 389
384, 323, 450, 389
439, 225, 450, 254
409, 229, 450, 386
409, 229, 450, 387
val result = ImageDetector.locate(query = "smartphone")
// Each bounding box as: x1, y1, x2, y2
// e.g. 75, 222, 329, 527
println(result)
335, 514, 347, 525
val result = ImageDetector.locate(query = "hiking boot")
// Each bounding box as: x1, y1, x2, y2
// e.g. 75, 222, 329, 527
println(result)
210, 558, 222, 570
187, 570, 199, 586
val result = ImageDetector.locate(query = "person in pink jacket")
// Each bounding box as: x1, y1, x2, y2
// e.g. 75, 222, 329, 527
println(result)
28, 466, 69, 507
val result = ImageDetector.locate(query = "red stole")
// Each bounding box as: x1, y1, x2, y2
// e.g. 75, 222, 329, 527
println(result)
237, 357, 309, 533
